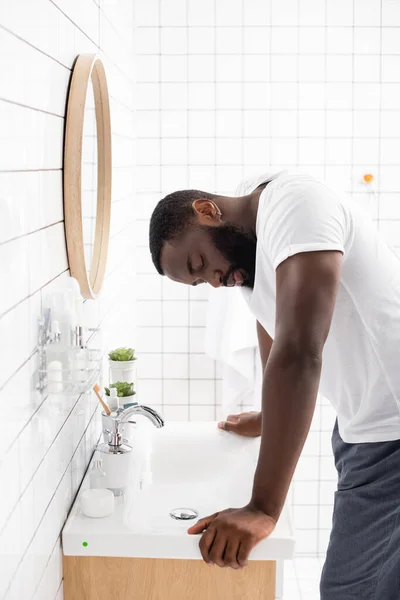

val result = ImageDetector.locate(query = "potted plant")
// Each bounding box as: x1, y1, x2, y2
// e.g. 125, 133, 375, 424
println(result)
104, 381, 136, 399
108, 347, 137, 384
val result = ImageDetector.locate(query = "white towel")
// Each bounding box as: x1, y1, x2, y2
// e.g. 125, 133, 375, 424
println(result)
204, 170, 287, 416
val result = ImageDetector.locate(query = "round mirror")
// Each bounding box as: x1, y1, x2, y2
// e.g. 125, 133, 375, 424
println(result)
64, 54, 112, 299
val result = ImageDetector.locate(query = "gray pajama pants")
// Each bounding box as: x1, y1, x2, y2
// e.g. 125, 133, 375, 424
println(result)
320, 419, 400, 599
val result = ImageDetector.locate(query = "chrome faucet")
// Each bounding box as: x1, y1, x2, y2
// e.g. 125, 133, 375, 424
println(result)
102, 403, 164, 449
119, 404, 164, 428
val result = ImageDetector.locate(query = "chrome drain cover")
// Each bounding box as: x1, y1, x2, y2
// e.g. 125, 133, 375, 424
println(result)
170, 508, 198, 521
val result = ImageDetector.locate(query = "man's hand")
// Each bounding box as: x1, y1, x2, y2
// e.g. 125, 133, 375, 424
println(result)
218, 411, 261, 437
187, 505, 276, 568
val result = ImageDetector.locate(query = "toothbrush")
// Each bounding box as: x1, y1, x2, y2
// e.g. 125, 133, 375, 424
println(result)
93, 383, 111, 416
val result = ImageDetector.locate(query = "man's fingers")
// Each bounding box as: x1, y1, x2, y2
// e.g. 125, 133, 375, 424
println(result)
223, 539, 241, 569
199, 526, 217, 563
237, 538, 252, 568
226, 414, 240, 422
187, 512, 219, 535
208, 530, 229, 567
218, 418, 240, 432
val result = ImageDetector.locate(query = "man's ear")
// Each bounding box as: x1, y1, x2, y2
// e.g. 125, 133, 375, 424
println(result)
192, 199, 222, 225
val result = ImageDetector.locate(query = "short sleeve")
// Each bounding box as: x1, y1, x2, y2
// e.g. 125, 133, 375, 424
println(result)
263, 180, 348, 271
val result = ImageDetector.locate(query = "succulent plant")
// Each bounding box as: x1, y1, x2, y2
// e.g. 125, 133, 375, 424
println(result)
108, 347, 136, 362
104, 381, 136, 397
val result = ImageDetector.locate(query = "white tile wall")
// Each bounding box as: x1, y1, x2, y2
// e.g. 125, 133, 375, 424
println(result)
0, 1, 135, 598
134, 0, 400, 557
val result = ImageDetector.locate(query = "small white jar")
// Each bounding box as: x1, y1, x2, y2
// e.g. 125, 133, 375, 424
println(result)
81, 488, 115, 518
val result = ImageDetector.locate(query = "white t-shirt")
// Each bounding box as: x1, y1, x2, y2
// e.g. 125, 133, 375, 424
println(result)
238, 171, 400, 443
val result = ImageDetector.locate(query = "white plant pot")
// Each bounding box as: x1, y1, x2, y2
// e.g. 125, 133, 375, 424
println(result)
108, 359, 137, 384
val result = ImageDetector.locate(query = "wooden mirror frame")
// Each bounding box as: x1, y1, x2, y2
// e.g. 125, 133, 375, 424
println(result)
64, 54, 112, 299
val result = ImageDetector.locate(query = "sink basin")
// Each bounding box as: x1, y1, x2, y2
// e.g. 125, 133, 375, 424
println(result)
125, 422, 259, 533
122, 421, 295, 560
62, 421, 295, 561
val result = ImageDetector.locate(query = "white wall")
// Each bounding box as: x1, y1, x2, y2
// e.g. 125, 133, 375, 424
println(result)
134, 0, 400, 556
0, 1, 135, 598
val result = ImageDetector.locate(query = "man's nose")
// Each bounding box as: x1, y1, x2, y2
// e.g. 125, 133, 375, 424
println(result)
209, 271, 222, 288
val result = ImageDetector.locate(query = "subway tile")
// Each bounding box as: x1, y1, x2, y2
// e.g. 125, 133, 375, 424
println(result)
354, 54, 380, 83
161, 28, 187, 54
136, 379, 163, 403
244, 54, 270, 82
161, 110, 187, 137
326, 55, 353, 83
298, 83, 324, 110
216, 27, 243, 54
161, 166, 188, 193
299, 0, 325, 25
216, 82, 243, 109
188, 55, 215, 82
243, 0, 271, 26
163, 327, 189, 353
189, 380, 215, 404
353, 138, 380, 165
189, 328, 206, 353
161, 55, 187, 83
163, 301, 189, 327
326, 27, 353, 55
382, 55, 400, 83
134, 27, 159, 54
271, 0, 298, 25
137, 326, 162, 353
299, 27, 325, 54
0, 28, 70, 116
270, 55, 298, 82
216, 0, 242, 26
188, 166, 216, 190
382, 0, 400, 26
189, 354, 215, 379
52, 0, 99, 43
294, 456, 319, 481
188, 27, 215, 54
353, 82, 381, 110
163, 353, 189, 378
326, 0, 353, 25
163, 379, 189, 404
243, 27, 270, 54
215, 110, 242, 137
293, 505, 318, 530
354, 27, 381, 55
243, 138, 269, 164
354, 0, 381, 25
0, 103, 63, 170
294, 481, 319, 505
188, 0, 215, 26
32, 538, 63, 600
161, 138, 188, 165
135, 0, 159, 25
216, 138, 242, 165
138, 300, 162, 327
162, 404, 189, 421
319, 480, 337, 505
216, 55, 242, 83
189, 405, 216, 421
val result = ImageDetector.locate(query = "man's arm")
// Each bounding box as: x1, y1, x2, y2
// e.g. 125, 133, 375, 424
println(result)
257, 320, 273, 373
249, 250, 342, 521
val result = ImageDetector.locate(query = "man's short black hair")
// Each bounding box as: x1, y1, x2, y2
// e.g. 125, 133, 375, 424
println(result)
149, 189, 214, 275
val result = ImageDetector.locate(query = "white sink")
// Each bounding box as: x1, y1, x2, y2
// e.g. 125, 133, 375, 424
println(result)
125, 422, 260, 532
62, 421, 295, 561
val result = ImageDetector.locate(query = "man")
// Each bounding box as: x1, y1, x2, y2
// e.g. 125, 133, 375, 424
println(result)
149, 170, 400, 599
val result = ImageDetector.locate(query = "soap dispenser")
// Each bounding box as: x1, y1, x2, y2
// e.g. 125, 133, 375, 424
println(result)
97, 419, 133, 497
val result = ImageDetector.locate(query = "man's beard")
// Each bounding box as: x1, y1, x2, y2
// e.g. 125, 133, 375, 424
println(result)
204, 223, 257, 289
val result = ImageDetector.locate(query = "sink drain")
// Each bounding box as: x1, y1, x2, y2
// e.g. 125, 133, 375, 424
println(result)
170, 508, 198, 521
